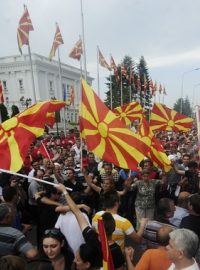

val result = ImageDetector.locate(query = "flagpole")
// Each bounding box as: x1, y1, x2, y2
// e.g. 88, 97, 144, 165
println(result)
80, 0, 87, 80
79, 58, 83, 171
129, 66, 132, 103
57, 46, 66, 136
110, 70, 112, 109
0, 169, 72, 191
41, 141, 52, 163
27, 44, 37, 103
97, 46, 100, 97
120, 68, 123, 106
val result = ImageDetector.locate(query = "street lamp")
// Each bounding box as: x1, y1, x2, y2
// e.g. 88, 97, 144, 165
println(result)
192, 83, 200, 109
180, 68, 200, 113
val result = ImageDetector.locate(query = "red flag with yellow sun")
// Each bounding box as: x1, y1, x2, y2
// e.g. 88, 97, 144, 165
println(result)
98, 218, 114, 270
139, 116, 171, 172
112, 101, 144, 126
0, 100, 65, 172
80, 79, 149, 170
150, 103, 193, 132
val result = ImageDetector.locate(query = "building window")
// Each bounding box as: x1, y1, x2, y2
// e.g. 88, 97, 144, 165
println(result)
18, 79, 24, 93
3, 81, 8, 92
49, 81, 55, 97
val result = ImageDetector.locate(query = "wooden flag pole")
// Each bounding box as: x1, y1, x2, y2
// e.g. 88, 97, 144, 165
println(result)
97, 46, 100, 97
0, 169, 72, 191
80, 0, 87, 81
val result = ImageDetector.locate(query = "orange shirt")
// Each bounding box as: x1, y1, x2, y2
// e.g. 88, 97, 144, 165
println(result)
135, 247, 171, 270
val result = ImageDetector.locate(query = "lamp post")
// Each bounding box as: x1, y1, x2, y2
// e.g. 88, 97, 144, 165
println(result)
180, 68, 200, 113
192, 83, 200, 109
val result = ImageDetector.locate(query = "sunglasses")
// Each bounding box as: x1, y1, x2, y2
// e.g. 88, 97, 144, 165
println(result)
44, 228, 62, 237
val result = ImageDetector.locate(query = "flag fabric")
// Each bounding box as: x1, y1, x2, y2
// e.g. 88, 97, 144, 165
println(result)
0, 100, 66, 172
80, 79, 149, 170
159, 84, 163, 94
150, 102, 193, 132
69, 85, 75, 105
163, 86, 167, 95
121, 64, 128, 79
110, 56, 120, 82
45, 112, 56, 128
0, 81, 4, 104
136, 74, 141, 91
37, 142, 53, 159
152, 81, 157, 96
17, 6, 34, 53
63, 84, 67, 101
69, 38, 82, 60
149, 79, 154, 95
98, 49, 111, 71
139, 116, 171, 172
98, 218, 114, 270
112, 102, 144, 126
142, 75, 147, 95
49, 24, 64, 60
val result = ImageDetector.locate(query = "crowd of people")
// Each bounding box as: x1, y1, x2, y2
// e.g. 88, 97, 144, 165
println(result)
0, 126, 200, 270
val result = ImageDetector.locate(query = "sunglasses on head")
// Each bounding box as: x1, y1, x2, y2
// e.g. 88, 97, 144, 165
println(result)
44, 228, 62, 237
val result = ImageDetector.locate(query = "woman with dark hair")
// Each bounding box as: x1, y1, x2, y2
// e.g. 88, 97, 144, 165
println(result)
0, 255, 26, 270
39, 228, 74, 270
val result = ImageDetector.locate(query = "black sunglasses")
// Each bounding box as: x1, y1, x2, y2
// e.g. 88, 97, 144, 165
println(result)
44, 228, 62, 237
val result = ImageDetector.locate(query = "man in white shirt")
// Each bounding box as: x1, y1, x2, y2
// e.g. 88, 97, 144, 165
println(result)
55, 209, 90, 255
167, 229, 199, 270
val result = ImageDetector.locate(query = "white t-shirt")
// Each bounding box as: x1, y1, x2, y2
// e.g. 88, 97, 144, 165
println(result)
168, 260, 199, 270
55, 211, 91, 255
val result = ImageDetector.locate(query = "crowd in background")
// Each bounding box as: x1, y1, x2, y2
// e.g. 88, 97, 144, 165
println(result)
0, 125, 200, 270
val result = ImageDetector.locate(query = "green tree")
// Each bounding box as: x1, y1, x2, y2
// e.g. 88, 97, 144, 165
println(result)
105, 55, 137, 108
0, 104, 9, 122
173, 96, 193, 117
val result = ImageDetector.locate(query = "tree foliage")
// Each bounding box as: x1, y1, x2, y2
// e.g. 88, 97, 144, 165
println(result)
173, 96, 193, 117
105, 55, 152, 120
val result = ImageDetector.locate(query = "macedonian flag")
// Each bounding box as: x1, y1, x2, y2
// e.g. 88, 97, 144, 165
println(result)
150, 102, 193, 132
49, 23, 64, 60
98, 218, 114, 270
112, 102, 144, 126
0, 101, 65, 172
139, 116, 171, 172
17, 6, 34, 53
80, 79, 149, 170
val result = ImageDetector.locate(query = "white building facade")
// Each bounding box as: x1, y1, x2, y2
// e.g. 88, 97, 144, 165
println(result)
0, 53, 92, 123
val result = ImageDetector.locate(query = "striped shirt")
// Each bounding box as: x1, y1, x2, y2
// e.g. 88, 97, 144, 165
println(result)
0, 225, 33, 256
92, 210, 135, 250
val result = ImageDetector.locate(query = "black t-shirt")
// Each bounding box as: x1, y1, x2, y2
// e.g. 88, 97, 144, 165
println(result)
82, 226, 102, 268
180, 215, 200, 239
109, 242, 125, 268
184, 171, 199, 194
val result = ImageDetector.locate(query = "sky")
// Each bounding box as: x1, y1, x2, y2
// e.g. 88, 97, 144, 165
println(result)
1, 0, 200, 108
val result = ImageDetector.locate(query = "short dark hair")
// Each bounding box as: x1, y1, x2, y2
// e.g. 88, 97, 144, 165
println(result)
79, 243, 102, 268
2, 186, 18, 202
189, 194, 200, 214
102, 190, 120, 209
102, 212, 115, 237
188, 161, 198, 169
156, 198, 174, 218
0, 255, 26, 270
